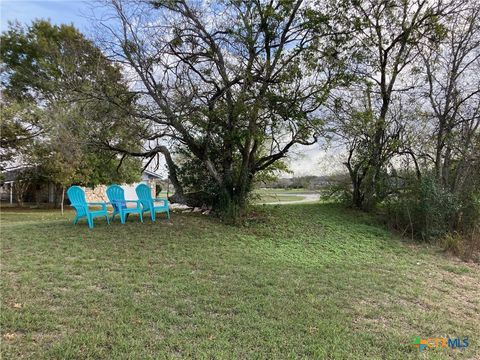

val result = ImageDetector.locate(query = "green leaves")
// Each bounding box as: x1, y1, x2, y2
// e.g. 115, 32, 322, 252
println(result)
1, 20, 142, 187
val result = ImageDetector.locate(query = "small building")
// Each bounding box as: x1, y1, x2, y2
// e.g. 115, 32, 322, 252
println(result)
0, 166, 58, 205
0, 166, 165, 206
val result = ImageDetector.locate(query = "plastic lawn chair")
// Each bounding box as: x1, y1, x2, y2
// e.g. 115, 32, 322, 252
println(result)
106, 184, 143, 224
66, 186, 109, 229
135, 183, 170, 221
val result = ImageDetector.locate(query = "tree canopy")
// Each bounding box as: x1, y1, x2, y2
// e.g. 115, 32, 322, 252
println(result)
90, 0, 349, 218
0, 20, 142, 191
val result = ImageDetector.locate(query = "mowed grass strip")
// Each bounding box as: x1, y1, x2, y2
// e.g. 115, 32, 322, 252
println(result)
254, 194, 306, 203
1, 203, 478, 359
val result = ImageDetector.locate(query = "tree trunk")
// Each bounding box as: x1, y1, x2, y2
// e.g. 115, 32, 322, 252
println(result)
61, 186, 65, 214
16, 191, 24, 207
14, 181, 28, 207
345, 157, 365, 209
217, 186, 244, 222
158, 146, 184, 197
352, 179, 363, 208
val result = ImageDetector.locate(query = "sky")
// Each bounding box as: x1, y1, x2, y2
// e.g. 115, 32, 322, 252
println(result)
0, 0, 92, 33
0, 0, 340, 177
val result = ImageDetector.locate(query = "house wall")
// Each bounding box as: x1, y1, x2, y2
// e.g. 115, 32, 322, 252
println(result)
83, 185, 109, 203
1, 182, 60, 205
1, 177, 161, 205
28, 183, 52, 203
0, 182, 14, 203
83, 180, 157, 203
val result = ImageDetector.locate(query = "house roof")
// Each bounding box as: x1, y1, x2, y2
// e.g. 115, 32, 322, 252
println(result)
1, 166, 37, 183
1, 166, 164, 184
142, 170, 163, 180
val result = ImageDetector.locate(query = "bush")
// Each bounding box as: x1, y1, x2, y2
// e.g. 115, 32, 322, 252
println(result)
385, 177, 461, 241
323, 182, 352, 204
455, 192, 480, 260
385, 175, 480, 260
442, 232, 463, 256
322, 173, 353, 204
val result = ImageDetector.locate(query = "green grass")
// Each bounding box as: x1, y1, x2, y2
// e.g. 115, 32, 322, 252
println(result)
253, 188, 314, 203
254, 188, 318, 194
1, 203, 479, 359
254, 194, 306, 203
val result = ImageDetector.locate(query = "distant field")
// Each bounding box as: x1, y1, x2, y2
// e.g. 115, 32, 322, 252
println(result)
159, 188, 316, 204
255, 188, 318, 194
253, 188, 317, 204
157, 190, 174, 198
254, 194, 306, 203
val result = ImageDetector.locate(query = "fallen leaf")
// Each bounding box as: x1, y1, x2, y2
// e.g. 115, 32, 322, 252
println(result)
3, 333, 16, 340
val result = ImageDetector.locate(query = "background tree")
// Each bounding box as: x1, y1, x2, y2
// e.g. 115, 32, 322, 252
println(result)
384, 0, 480, 244
418, 2, 480, 194
329, 0, 455, 210
0, 20, 142, 206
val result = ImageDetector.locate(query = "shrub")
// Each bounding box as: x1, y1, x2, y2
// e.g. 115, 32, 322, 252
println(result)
322, 173, 354, 204
454, 192, 480, 260
384, 174, 480, 260
442, 232, 463, 256
385, 176, 461, 241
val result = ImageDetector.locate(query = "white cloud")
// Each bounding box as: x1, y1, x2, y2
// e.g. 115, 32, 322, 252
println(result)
285, 144, 345, 176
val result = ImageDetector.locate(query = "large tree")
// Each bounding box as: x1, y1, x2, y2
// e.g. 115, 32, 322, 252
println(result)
94, 0, 346, 218
0, 20, 142, 201
418, 1, 480, 194
329, 0, 456, 210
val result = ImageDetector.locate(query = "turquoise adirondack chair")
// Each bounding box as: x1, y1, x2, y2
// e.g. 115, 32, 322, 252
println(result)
106, 184, 143, 224
66, 186, 110, 229
135, 183, 170, 221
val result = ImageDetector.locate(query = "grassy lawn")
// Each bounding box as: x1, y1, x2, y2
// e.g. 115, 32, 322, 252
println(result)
1, 203, 479, 359
254, 194, 306, 203
253, 188, 315, 203
254, 188, 318, 194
